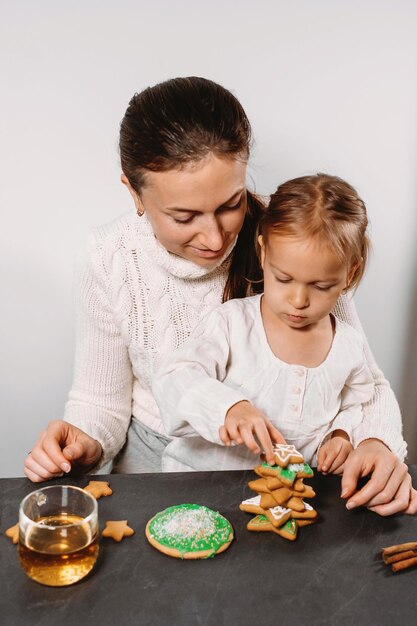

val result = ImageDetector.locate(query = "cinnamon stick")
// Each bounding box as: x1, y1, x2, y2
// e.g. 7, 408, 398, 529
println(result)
381, 541, 417, 557
391, 556, 417, 573
383, 550, 417, 565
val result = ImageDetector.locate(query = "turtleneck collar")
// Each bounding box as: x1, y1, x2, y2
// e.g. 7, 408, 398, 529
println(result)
135, 212, 234, 280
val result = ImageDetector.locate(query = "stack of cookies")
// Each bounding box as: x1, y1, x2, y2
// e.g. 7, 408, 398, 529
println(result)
239, 444, 317, 541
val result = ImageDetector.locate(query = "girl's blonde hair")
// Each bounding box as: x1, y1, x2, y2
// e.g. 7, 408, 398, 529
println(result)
259, 173, 370, 290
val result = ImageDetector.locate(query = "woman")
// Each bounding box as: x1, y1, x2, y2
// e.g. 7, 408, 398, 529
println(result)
24, 76, 416, 516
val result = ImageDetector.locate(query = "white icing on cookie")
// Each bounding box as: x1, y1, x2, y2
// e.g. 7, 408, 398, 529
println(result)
272, 444, 303, 464
241, 495, 261, 506
269, 505, 291, 521
287, 463, 305, 472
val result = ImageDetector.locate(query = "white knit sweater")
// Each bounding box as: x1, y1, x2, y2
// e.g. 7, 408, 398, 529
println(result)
64, 211, 407, 466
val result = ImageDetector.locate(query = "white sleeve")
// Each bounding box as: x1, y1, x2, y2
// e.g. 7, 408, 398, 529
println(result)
332, 293, 407, 460
319, 355, 374, 447
152, 307, 249, 445
64, 237, 133, 467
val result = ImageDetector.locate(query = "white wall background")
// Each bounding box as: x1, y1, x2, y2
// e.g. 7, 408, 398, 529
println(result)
1, 0, 416, 477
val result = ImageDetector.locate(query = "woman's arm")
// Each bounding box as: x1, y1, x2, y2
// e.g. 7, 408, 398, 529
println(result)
333, 293, 416, 515
63, 234, 133, 468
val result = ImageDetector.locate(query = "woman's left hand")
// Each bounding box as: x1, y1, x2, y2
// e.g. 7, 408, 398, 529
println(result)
340, 439, 417, 516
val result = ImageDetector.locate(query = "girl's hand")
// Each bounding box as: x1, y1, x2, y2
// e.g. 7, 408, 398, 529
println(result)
317, 430, 353, 475
340, 439, 417, 515
219, 400, 286, 465
24, 420, 103, 483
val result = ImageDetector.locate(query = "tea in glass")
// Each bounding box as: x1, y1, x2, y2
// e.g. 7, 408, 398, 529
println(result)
19, 485, 98, 586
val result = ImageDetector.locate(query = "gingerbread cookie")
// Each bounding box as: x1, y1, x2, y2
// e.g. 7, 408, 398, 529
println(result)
247, 515, 299, 540
297, 518, 317, 527
255, 463, 297, 486
295, 484, 315, 499
241, 495, 293, 528
273, 518, 298, 541
239, 495, 265, 516
247, 514, 274, 532
264, 504, 292, 528
256, 461, 314, 486
270, 487, 293, 505
286, 496, 306, 512
146, 504, 233, 560
260, 493, 278, 509
247, 514, 300, 540
293, 477, 305, 492
254, 462, 288, 480
266, 476, 284, 490
271, 444, 304, 467
290, 502, 318, 520
102, 520, 135, 542
84, 481, 113, 499
287, 462, 314, 479
248, 478, 270, 494
5, 522, 19, 544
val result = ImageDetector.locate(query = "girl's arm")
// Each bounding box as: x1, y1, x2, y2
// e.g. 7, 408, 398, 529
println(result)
63, 234, 133, 468
332, 292, 407, 459
322, 358, 375, 447
317, 354, 374, 473
153, 306, 282, 463
153, 307, 249, 444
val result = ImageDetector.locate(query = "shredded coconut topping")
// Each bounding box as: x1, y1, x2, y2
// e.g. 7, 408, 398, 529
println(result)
157, 508, 217, 540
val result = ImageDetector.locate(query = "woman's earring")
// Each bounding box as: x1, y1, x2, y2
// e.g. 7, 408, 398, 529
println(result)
137, 208, 145, 217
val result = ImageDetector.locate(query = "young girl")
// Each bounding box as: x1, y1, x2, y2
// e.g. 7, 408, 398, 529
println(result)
153, 173, 381, 473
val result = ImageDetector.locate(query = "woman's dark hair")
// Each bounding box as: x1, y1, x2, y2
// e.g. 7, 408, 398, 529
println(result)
119, 76, 263, 301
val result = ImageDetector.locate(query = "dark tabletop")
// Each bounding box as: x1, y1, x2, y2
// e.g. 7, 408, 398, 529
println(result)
1, 468, 417, 626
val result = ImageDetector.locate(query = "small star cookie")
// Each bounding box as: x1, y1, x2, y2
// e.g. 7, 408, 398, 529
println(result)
102, 520, 135, 542
83, 481, 113, 499
272, 444, 304, 467
5, 522, 19, 544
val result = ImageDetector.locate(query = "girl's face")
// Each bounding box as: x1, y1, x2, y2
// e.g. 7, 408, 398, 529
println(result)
259, 233, 352, 330
122, 153, 247, 267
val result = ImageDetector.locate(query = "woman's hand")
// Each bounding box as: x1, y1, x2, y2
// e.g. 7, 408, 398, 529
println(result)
317, 430, 353, 476
24, 420, 103, 483
219, 400, 286, 465
341, 439, 417, 516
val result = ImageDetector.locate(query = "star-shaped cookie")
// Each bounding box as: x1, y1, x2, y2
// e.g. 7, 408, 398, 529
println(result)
102, 520, 135, 542
5, 522, 19, 544
83, 481, 113, 499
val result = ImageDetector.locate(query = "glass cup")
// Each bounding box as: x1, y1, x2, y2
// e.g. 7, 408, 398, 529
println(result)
18, 485, 98, 586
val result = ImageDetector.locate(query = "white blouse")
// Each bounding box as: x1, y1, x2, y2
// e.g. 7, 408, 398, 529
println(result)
153, 294, 376, 470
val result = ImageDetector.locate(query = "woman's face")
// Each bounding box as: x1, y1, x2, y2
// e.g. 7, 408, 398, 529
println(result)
122, 153, 247, 267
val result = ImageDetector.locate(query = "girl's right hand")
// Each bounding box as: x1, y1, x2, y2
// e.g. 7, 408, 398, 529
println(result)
219, 400, 286, 465
24, 420, 103, 483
